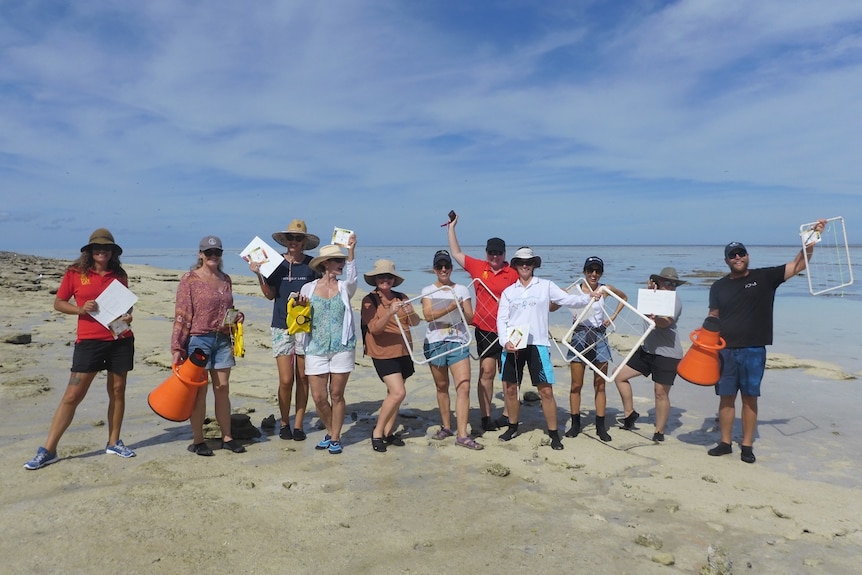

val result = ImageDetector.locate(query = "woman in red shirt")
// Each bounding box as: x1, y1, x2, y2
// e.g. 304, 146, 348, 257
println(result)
24, 228, 136, 470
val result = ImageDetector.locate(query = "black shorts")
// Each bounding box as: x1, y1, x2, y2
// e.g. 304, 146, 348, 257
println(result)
475, 327, 502, 360
71, 338, 135, 374
372, 355, 415, 381
625, 347, 679, 386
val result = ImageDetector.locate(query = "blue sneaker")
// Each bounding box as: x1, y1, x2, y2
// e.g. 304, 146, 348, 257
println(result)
23, 447, 59, 470
106, 439, 136, 458
328, 440, 343, 455
315, 434, 332, 450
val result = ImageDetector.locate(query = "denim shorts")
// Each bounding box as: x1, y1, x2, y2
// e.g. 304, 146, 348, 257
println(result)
716, 347, 766, 397
424, 340, 470, 367
188, 332, 236, 370
566, 328, 612, 364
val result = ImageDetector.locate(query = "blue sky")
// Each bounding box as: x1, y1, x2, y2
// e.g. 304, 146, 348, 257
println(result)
1, 0, 861, 252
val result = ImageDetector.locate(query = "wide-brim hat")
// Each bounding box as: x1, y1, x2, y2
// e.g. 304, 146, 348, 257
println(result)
309, 245, 348, 272
272, 219, 320, 250
510, 246, 541, 268
364, 259, 405, 287
81, 228, 122, 255
650, 266, 687, 286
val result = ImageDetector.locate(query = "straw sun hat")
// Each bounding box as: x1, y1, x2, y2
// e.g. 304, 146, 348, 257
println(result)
272, 219, 320, 250
363, 259, 405, 287
309, 245, 349, 272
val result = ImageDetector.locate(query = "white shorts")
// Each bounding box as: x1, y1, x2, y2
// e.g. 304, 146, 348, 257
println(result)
304, 350, 356, 375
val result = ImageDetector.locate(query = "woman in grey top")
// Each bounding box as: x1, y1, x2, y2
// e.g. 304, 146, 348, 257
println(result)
613, 267, 685, 442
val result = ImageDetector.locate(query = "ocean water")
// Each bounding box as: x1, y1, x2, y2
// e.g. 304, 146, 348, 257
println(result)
29, 244, 862, 373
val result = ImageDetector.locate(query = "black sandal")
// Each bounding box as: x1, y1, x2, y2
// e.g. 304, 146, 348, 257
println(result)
371, 437, 387, 453
187, 442, 214, 456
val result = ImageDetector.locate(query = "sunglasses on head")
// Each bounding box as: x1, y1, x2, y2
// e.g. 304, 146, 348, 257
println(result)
728, 250, 747, 259
203, 248, 223, 257
283, 234, 304, 242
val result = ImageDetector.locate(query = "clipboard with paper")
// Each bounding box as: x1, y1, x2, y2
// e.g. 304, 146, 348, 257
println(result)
89, 280, 138, 338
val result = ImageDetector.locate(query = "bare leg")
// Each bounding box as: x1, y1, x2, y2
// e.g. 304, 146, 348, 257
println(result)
537, 383, 558, 431
614, 364, 640, 417
328, 372, 350, 441
654, 382, 671, 434
275, 354, 295, 427
740, 394, 758, 447
451, 358, 471, 438
373, 373, 407, 439
190, 382, 209, 445
593, 362, 608, 417
309, 374, 333, 433
105, 371, 129, 446
44, 372, 98, 452
430, 364, 452, 431
477, 356, 497, 418
718, 394, 737, 444
568, 362, 585, 416
210, 368, 234, 442
293, 354, 309, 429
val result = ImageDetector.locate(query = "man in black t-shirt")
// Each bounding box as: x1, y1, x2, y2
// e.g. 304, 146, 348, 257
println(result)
706, 219, 826, 464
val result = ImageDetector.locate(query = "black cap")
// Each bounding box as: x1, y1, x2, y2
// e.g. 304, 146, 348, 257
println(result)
433, 249, 452, 266
583, 256, 604, 272
485, 237, 505, 253
724, 242, 747, 258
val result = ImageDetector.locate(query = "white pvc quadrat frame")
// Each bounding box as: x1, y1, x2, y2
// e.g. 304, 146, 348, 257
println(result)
560, 284, 655, 383
393, 284, 473, 366
800, 216, 854, 296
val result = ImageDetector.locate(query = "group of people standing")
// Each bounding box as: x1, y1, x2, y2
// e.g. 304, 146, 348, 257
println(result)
23, 216, 827, 469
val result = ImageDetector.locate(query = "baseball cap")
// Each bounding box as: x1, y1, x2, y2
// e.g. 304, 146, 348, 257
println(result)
583, 256, 604, 272
724, 242, 747, 258
199, 235, 223, 251
433, 249, 452, 266
485, 237, 505, 253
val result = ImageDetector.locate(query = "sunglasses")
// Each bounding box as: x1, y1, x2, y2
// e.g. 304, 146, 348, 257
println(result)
585, 268, 602, 274
487, 250, 504, 257
658, 279, 677, 289
434, 263, 452, 270
727, 250, 747, 260
203, 248, 223, 257
91, 246, 113, 253
283, 234, 305, 242
376, 273, 395, 281
328, 257, 346, 264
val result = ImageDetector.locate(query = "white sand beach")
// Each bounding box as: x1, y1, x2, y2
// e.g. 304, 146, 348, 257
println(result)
1, 252, 860, 574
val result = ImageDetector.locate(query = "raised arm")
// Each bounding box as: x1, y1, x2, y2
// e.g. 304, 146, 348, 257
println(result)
785, 219, 826, 280
446, 214, 468, 269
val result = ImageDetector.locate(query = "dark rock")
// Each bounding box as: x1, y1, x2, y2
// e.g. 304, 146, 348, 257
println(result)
4, 333, 32, 345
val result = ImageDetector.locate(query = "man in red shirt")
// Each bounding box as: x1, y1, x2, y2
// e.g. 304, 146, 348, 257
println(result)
448, 214, 518, 431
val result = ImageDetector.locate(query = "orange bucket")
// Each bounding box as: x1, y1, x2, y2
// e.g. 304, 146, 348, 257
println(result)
677, 318, 726, 386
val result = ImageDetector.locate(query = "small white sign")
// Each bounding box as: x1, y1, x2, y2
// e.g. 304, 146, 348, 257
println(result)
637, 289, 677, 317
239, 236, 282, 278
331, 227, 354, 247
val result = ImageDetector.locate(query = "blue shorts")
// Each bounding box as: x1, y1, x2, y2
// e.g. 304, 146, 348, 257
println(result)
566, 327, 612, 364
424, 340, 470, 367
501, 345, 555, 386
716, 347, 766, 397
188, 332, 236, 370
71, 338, 135, 373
